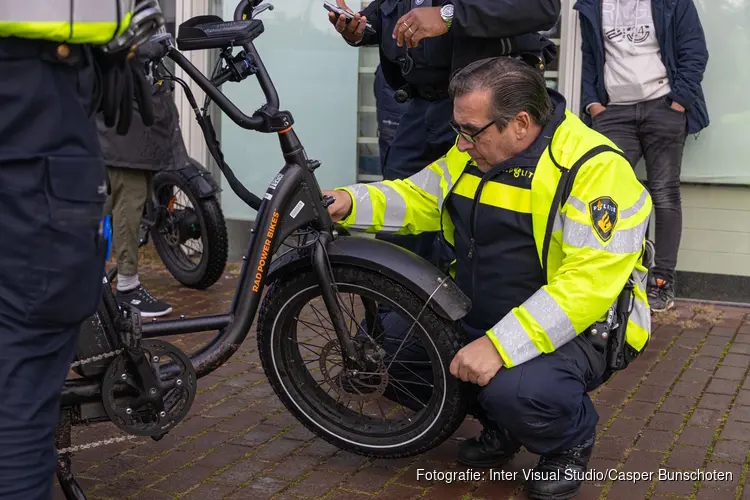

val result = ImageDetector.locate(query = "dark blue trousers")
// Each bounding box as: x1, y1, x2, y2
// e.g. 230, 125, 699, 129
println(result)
0, 38, 108, 499
369, 313, 606, 455
374, 94, 456, 270
373, 66, 408, 168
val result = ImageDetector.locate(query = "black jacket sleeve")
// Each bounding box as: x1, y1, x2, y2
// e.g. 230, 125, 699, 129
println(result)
355, 1, 382, 46
452, 0, 561, 38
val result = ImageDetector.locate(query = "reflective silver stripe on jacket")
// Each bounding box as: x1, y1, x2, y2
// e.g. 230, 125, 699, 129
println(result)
375, 183, 407, 230
629, 295, 651, 332
0, 0, 132, 23
489, 288, 577, 366
345, 184, 375, 230
489, 313, 540, 367
409, 167, 442, 203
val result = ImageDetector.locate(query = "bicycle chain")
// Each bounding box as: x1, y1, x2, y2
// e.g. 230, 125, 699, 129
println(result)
69, 348, 123, 369
60, 349, 138, 456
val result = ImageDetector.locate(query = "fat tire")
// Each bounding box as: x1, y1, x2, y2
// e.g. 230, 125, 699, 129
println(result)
257, 263, 468, 459
150, 169, 228, 290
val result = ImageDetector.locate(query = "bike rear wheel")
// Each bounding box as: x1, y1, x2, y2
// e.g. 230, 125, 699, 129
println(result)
257, 264, 468, 458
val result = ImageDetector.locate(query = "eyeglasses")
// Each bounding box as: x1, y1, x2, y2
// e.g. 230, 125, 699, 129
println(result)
449, 119, 496, 144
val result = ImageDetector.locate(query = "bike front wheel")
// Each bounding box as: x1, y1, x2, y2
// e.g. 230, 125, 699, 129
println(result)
257, 264, 469, 459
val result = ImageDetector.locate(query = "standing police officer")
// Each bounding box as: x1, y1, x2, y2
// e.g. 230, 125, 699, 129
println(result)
329, 0, 561, 269
0, 2, 159, 498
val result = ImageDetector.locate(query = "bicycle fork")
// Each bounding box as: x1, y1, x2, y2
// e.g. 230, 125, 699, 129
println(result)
311, 231, 361, 367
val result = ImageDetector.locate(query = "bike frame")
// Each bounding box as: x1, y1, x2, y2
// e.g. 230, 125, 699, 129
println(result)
62, 0, 357, 407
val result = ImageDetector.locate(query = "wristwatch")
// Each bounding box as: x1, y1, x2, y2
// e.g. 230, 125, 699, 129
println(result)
440, 3, 454, 29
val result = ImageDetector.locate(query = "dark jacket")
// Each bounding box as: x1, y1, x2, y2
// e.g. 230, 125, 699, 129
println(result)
574, 0, 709, 135
358, 0, 561, 93
97, 41, 191, 171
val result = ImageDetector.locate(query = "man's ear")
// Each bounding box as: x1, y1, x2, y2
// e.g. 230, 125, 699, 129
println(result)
514, 112, 531, 140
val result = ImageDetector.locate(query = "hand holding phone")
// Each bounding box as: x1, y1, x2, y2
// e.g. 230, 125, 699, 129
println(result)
325, 0, 375, 41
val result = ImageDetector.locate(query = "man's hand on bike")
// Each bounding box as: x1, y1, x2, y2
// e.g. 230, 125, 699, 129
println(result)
322, 189, 352, 222
328, 0, 368, 44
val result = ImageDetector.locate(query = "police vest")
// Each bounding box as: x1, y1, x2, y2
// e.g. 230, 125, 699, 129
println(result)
337, 94, 653, 369
0, 0, 135, 45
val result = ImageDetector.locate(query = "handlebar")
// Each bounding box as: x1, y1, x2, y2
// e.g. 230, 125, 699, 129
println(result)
153, 0, 299, 212
162, 0, 281, 133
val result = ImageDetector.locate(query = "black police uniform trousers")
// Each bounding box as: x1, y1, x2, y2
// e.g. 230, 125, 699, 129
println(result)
0, 38, 107, 499
363, 312, 605, 456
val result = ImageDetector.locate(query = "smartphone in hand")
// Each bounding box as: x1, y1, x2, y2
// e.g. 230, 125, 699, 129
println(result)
324, 1, 376, 36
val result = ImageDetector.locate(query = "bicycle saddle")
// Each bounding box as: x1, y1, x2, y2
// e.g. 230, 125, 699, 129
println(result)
176, 15, 265, 51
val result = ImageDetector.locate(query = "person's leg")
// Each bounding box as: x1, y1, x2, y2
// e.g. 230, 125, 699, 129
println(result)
472, 337, 606, 499
638, 97, 687, 312
591, 104, 644, 167
108, 167, 173, 317
376, 98, 441, 262
373, 65, 407, 169
0, 39, 107, 499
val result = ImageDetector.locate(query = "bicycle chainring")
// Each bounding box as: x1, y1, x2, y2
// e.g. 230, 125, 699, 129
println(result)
101, 339, 197, 437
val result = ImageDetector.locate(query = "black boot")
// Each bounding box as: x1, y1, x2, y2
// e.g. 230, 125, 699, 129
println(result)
525, 433, 595, 500
457, 423, 522, 468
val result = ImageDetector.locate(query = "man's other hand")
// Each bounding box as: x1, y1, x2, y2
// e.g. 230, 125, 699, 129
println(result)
393, 7, 448, 48
450, 336, 504, 386
328, 0, 368, 44
322, 189, 353, 223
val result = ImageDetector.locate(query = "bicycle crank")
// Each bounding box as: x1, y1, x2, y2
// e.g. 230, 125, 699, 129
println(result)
101, 339, 197, 437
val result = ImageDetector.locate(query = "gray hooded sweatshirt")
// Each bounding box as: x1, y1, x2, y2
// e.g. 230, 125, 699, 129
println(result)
600, 0, 671, 106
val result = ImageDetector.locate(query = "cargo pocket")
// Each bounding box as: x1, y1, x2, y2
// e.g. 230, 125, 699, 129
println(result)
26, 156, 108, 327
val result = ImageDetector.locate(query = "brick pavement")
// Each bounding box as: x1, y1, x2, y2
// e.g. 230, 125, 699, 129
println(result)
55, 250, 750, 500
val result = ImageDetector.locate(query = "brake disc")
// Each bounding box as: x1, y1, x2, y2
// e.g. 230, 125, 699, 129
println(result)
319, 340, 388, 402
101, 339, 197, 437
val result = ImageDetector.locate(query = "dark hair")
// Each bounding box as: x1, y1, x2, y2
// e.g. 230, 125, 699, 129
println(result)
448, 57, 554, 129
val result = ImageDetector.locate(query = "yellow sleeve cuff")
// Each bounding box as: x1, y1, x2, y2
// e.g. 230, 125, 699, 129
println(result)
485, 330, 515, 369
334, 186, 357, 228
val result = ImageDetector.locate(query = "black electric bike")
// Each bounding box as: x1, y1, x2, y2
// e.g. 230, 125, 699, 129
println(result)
57, 1, 472, 498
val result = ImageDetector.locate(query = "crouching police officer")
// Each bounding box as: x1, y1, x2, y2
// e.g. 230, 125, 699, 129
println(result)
329, 0, 560, 270
323, 57, 653, 499
0, 2, 160, 498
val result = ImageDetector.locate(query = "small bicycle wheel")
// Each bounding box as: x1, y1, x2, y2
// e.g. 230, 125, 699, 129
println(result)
150, 166, 228, 289
257, 264, 469, 459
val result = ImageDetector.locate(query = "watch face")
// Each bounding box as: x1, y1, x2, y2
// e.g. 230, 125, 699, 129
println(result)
441, 4, 454, 17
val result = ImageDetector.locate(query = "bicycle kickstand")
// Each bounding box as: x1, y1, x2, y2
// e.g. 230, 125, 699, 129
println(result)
56, 410, 88, 500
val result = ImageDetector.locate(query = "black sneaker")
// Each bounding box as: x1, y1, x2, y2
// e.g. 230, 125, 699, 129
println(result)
648, 276, 675, 312
115, 285, 173, 318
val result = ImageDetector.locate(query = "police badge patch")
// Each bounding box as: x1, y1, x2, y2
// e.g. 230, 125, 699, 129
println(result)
589, 196, 618, 242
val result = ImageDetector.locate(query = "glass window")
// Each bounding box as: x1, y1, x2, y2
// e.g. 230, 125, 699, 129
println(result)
216, 0, 360, 220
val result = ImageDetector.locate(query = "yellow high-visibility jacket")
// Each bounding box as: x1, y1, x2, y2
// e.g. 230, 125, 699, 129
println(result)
337, 109, 652, 368
0, 0, 135, 45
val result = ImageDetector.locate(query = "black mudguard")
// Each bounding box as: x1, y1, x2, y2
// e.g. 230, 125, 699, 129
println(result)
267, 235, 472, 321
162, 157, 221, 199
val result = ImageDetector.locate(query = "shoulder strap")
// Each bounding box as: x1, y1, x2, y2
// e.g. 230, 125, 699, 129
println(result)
541, 144, 630, 283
